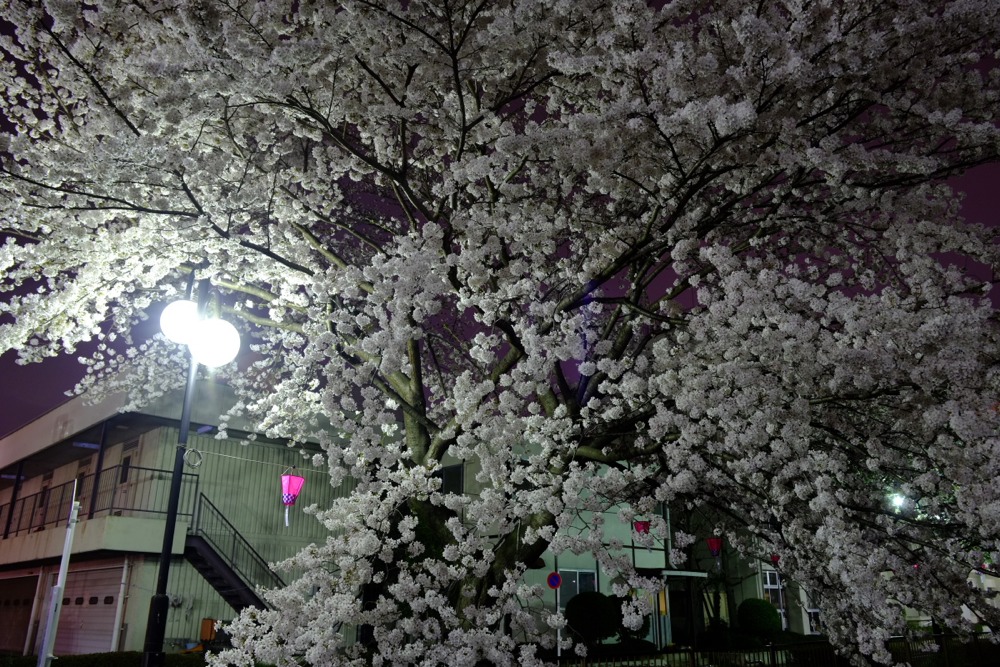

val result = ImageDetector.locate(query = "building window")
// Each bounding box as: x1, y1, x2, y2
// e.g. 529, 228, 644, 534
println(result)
559, 569, 597, 607
761, 570, 787, 630
433, 464, 464, 495
807, 609, 822, 634
119, 456, 132, 484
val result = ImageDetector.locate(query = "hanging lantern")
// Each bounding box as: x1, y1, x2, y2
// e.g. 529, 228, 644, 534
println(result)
706, 536, 724, 557
281, 469, 305, 527
771, 553, 781, 565
633, 520, 651, 535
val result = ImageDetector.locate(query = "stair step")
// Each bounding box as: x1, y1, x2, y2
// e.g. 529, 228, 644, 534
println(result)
185, 495, 283, 612
185, 534, 267, 612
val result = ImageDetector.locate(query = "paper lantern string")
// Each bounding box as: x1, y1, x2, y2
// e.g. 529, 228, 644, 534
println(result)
281, 467, 306, 527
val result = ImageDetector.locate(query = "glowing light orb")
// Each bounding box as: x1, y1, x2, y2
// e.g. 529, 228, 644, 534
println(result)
188, 318, 241, 368
159, 300, 199, 345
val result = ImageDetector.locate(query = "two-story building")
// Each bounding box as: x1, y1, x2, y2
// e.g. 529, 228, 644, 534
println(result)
0, 383, 341, 656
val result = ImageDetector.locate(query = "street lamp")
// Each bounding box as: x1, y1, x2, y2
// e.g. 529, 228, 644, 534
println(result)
159, 298, 241, 368
141, 280, 240, 667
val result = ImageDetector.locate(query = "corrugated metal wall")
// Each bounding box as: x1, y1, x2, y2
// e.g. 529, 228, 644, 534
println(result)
142, 427, 337, 566
121, 424, 346, 650
158, 558, 236, 646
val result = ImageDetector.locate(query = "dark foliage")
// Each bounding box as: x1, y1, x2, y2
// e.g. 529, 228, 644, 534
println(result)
565, 591, 622, 645
737, 598, 782, 636
0, 652, 207, 667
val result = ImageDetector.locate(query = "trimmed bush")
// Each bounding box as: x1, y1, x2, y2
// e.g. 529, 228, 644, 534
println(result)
0, 652, 207, 667
737, 598, 782, 636
565, 591, 622, 645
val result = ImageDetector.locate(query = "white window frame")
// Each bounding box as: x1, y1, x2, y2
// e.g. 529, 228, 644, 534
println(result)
559, 568, 598, 608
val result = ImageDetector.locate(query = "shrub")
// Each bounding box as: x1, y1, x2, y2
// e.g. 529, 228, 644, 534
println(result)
699, 619, 733, 649
0, 652, 207, 667
565, 591, 621, 646
598, 638, 657, 656
737, 598, 782, 636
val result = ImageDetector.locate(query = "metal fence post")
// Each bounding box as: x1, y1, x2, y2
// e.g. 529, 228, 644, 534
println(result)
939, 633, 950, 667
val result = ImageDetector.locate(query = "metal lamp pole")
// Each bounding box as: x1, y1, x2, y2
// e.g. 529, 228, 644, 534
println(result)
141, 280, 207, 667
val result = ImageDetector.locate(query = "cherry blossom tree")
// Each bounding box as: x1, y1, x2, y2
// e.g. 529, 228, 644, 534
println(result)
2, 1, 999, 664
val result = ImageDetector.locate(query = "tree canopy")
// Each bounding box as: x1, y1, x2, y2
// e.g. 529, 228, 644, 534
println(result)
1, 1, 999, 665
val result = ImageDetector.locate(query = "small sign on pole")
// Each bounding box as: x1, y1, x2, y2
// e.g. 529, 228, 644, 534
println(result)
548, 571, 563, 658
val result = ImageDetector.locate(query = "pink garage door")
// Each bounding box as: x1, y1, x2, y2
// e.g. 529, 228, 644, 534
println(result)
51, 567, 123, 655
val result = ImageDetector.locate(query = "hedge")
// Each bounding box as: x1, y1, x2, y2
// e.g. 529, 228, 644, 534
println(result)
0, 652, 207, 667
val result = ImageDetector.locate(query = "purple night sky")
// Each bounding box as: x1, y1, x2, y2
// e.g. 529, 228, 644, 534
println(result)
0, 164, 997, 439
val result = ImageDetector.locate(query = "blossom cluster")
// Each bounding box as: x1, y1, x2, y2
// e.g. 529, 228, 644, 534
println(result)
1, 0, 999, 665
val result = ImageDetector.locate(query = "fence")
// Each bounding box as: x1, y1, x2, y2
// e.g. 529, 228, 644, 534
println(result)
0, 464, 198, 538
558, 633, 999, 667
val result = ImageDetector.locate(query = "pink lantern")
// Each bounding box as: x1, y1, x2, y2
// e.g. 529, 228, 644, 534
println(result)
633, 520, 651, 534
281, 470, 305, 527
706, 536, 724, 557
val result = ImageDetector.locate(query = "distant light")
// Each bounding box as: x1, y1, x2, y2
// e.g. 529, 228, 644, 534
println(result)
187, 318, 241, 368
159, 300, 199, 345
72, 441, 101, 450
891, 494, 906, 509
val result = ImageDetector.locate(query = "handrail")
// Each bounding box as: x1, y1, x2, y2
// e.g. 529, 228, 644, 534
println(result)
0, 464, 197, 539
192, 492, 285, 592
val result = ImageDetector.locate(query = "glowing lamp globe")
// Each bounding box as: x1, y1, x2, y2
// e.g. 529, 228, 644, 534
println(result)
188, 318, 241, 368
159, 300, 199, 345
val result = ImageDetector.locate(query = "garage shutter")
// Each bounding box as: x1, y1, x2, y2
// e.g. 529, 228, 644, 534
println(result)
0, 575, 38, 654
52, 567, 122, 655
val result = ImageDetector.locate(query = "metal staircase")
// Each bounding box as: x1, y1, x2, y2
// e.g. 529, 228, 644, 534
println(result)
186, 493, 285, 611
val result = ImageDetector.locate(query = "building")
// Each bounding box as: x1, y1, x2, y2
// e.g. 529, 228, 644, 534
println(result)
0, 383, 340, 656
2, 382, 827, 658
508, 504, 823, 649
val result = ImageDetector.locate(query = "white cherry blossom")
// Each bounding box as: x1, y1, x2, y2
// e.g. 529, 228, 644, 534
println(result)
1, 1, 999, 665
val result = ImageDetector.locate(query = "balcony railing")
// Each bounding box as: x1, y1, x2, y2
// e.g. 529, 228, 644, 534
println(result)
0, 464, 198, 539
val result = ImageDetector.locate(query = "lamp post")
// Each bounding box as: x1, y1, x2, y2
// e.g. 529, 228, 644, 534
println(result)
141, 280, 240, 667
706, 536, 724, 629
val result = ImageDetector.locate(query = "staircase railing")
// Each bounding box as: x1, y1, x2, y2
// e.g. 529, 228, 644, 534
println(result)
192, 492, 285, 592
